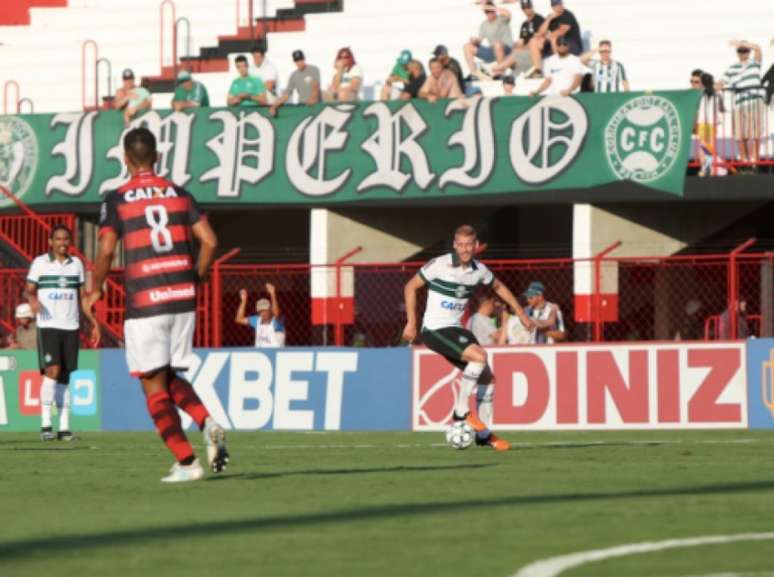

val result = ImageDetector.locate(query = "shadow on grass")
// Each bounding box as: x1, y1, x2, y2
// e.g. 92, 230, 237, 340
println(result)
208, 462, 497, 482
2, 478, 774, 559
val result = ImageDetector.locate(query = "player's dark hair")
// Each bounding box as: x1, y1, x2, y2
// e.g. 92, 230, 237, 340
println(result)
49, 224, 71, 240
599, 39, 612, 48
235, 55, 248, 65
123, 127, 157, 168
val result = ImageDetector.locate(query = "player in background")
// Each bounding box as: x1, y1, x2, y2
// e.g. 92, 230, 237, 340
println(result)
26, 225, 100, 441
402, 225, 534, 451
84, 128, 228, 483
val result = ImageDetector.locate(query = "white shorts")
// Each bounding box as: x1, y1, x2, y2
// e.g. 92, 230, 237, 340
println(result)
124, 311, 196, 377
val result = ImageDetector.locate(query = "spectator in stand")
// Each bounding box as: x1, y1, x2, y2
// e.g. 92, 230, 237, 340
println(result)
492, 0, 545, 78
252, 45, 279, 96
324, 47, 363, 102
521, 281, 566, 344
171, 70, 210, 112
580, 40, 629, 92
502, 74, 516, 95
718, 298, 751, 339
402, 61, 428, 100
527, 0, 583, 78
693, 70, 728, 177
235, 283, 285, 348
717, 40, 765, 173
432, 45, 466, 94
419, 57, 463, 102
464, 0, 513, 79
674, 299, 703, 340
466, 296, 504, 346
5, 303, 37, 349
113, 68, 151, 126
380, 49, 413, 101
530, 36, 585, 96
269, 50, 321, 117
227, 55, 269, 108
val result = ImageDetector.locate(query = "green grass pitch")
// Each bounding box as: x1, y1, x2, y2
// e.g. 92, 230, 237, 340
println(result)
1, 430, 774, 577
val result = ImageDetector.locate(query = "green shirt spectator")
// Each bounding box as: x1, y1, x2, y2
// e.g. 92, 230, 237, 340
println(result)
227, 55, 269, 107
172, 70, 210, 111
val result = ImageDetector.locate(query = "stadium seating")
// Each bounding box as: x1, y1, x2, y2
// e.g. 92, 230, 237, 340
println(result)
1, 0, 772, 113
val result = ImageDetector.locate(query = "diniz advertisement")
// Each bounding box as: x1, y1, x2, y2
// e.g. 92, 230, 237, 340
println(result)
0, 91, 699, 208
413, 343, 748, 431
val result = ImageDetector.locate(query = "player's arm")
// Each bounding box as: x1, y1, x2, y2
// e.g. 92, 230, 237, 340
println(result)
191, 218, 218, 282
580, 48, 596, 66
89, 229, 118, 303
266, 283, 281, 318
235, 289, 250, 325
491, 278, 534, 330
24, 281, 41, 316
79, 285, 101, 347
402, 273, 426, 343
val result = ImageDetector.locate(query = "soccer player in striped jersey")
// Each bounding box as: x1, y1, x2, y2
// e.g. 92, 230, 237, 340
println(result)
85, 128, 228, 483
580, 40, 629, 93
402, 225, 534, 451
718, 40, 764, 171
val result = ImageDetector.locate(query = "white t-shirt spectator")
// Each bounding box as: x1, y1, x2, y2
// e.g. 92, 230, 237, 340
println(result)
543, 54, 586, 95
466, 313, 498, 345
504, 314, 533, 345
341, 64, 364, 91
248, 315, 286, 348
255, 60, 278, 90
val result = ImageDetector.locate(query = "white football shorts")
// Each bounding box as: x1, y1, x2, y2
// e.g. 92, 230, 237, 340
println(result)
124, 311, 196, 376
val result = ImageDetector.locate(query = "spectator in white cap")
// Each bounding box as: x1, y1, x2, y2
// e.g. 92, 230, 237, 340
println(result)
172, 70, 210, 111
6, 302, 37, 349
235, 283, 285, 348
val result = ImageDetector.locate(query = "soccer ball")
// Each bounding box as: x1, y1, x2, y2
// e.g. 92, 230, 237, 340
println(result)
445, 421, 475, 450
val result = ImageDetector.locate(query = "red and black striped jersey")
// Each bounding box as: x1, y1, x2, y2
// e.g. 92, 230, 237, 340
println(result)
98, 170, 203, 320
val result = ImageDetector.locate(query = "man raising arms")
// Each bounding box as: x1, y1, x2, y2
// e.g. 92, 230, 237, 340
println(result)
85, 128, 228, 483
402, 225, 533, 450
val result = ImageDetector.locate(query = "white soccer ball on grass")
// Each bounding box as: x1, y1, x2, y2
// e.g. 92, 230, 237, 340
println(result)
445, 421, 475, 450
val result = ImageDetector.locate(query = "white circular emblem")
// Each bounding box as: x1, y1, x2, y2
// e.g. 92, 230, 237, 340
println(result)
58, 277, 67, 288
0, 116, 38, 207
44, 353, 52, 363
455, 285, 467, 299
605, 95, 681, 183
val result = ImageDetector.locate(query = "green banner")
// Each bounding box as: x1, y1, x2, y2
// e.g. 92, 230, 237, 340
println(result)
0, 90, 699, 207
0, 351, 101, 432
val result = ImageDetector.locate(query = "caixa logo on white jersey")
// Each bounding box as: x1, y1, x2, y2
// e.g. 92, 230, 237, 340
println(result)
178, 350, 359, 431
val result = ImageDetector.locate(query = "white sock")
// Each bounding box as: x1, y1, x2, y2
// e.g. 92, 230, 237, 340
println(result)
55, 383, 70, 432
476, 383, 494, 429
40, 377, 56, 429
454, 362, 485, 417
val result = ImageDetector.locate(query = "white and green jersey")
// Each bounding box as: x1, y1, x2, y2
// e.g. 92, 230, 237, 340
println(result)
590, 59, 627, 93
418, 253, 494, 331
26, 253, 84, 330
723, 58, 764, 106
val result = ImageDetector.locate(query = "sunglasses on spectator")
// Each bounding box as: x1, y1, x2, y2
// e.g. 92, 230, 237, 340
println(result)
736, 48, 750, 53
690, 79, 701, 85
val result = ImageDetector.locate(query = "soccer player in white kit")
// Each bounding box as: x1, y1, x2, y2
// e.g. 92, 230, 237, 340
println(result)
402, 225, 534, 450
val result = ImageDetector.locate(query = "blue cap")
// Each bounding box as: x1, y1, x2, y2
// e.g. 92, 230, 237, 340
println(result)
524, 281, 545, 297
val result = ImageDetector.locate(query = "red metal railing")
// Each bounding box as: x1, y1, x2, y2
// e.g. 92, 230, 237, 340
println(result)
0, 213, 77, 261
0, 185, 125, 342
3, 80, 21, 115
2, 249, 771, 348
81, 39, 98, 111
160, 0, 177, 72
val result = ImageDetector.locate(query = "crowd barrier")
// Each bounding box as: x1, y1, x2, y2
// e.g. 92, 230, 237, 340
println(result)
0, 339, 772, 432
